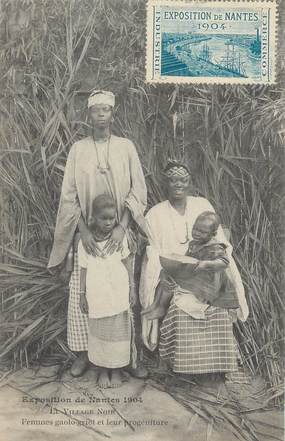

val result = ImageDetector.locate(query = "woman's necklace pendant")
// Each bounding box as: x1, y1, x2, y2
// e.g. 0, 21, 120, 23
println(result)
93, 135, 111, 174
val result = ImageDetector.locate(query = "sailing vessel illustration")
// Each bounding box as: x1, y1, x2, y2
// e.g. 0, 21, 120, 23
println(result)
219, 42, 246, 76
198, 42, 211, 62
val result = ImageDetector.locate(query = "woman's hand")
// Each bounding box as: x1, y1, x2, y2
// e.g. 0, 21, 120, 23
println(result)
80, 224, 102, 257
160, 277, 177, 294
79, 293, 88, 314
195, 261, 208, 272
195, 260, 218, 272
228, 309, 238, 323
102, 224, 125, 256
59, 267, 72, 284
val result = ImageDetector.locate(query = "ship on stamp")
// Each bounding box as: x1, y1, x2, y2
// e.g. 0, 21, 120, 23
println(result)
146, 0, 277, 84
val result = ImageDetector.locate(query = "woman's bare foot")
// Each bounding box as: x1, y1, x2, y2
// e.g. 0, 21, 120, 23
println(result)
110, 369, 124, 388
70, 351, 89, 377
142, 305, 167, 320
97, 369, 111, 388
126, 364, 148, 379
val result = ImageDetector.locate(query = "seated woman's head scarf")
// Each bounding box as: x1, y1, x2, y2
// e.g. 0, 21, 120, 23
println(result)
163, 160, 190, 179
88, 90, 115, 108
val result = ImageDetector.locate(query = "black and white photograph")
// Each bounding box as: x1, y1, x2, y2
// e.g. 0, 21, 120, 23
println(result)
0, 1, 284, 440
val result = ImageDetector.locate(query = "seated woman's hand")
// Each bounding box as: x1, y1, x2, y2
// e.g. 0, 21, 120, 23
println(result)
195, 261, 209, 272
102, 224, 125, 256
195, 260, 219, 272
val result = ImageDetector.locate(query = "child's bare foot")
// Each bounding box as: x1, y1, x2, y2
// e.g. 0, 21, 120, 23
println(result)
142, 305, 167, 320
97, 369, 111, 388
89, 367, 99, 383
110, 369, 124, 388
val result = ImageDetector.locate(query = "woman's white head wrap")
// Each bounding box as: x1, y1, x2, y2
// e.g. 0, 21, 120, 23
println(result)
88, 90, 115, 108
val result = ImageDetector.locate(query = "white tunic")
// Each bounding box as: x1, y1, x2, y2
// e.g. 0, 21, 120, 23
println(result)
78, 238, 130, 319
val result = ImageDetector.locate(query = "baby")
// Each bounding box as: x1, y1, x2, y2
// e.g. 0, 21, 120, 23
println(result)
78, 194, 135, 388
142, 211, 239, 320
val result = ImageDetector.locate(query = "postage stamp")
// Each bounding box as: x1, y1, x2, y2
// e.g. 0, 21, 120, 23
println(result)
146, 0, 277, 84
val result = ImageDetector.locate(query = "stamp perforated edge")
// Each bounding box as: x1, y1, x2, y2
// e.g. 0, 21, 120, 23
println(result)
145, 0, 278, 85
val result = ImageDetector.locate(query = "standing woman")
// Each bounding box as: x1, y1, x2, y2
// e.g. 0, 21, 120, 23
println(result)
48, 90, 147, 377
140, 161, 248, 375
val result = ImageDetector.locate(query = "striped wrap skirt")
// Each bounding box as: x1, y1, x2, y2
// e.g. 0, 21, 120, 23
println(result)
88, 311, 131, 368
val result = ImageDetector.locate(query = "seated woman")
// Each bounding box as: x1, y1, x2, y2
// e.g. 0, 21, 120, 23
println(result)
139, 160, 248, 376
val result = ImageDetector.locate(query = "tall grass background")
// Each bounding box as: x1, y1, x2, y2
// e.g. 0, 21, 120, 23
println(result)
0, 0, 284, 404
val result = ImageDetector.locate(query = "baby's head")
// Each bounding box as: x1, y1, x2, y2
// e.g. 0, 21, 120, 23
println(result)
89, 194, 117, 235
192, 211, 220, 243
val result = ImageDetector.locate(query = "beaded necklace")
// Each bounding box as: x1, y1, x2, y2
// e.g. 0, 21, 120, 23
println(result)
92, 135, 111, 174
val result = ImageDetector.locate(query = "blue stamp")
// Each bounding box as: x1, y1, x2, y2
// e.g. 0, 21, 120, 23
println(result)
146, 0, 277, 84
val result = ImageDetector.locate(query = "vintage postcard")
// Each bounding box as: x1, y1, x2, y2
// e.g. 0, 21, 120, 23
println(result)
0, 0, 284, 440
146, 0, 277, 84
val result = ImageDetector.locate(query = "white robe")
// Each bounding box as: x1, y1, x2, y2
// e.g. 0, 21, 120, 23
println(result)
48, 135, 147, 268
139, 197, 249, 351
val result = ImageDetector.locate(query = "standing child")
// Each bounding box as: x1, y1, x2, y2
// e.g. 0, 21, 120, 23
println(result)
78, 194, 135, 388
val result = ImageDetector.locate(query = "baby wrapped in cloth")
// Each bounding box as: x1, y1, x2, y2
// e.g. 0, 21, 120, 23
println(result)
161, 237, 239, 309
160, 211, 239, 313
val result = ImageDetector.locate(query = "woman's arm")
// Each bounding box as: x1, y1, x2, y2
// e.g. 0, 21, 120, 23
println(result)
104, 142, 147, 256
48, 145, 82, 269
48, 144, 101, 268
125, 141, 147, 218
196, 258, 229, 272
119, 208, 131, 231
124, 141, 148, 239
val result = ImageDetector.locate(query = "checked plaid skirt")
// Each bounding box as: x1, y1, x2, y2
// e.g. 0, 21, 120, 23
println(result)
159, 300, 238, 374
67, 252, 88, 351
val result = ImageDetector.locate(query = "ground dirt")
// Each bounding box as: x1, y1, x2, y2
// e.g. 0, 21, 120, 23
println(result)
0, 365, 283, 441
